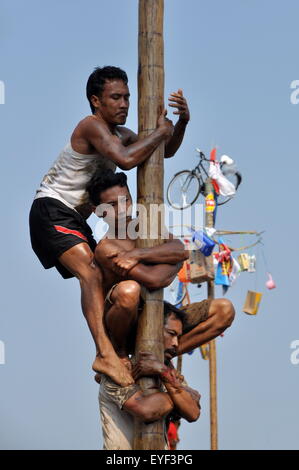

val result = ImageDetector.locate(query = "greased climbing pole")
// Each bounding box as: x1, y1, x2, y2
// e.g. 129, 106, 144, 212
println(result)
204, 178, 218, 450
133, 0, 165, 450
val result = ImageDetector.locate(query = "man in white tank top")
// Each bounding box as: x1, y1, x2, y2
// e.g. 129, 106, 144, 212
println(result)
29, 66, 190, 387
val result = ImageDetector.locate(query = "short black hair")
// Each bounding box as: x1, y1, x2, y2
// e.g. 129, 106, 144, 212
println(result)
163, 301, 186, 327
86, 169, 128, 206
86, 66, 128, 113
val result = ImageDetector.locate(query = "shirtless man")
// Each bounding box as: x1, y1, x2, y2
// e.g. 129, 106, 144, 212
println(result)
29, 66, 190, 386
98, 302, 201, 450
88, 169, 235, 360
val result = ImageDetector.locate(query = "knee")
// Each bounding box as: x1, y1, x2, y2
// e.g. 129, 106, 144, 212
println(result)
212, 298, 235, 329
115, 281, 141, 310
75, 255, 103, 285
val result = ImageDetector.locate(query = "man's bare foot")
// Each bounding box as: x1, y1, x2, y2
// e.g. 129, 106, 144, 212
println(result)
92, 354, 134, 387
94, 358, 133, 385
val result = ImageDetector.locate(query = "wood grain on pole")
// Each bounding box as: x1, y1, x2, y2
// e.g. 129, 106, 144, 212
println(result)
133, 0, 165, 450
204, 178, 218, 450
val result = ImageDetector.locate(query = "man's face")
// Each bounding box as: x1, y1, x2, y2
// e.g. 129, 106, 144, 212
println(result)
163, 314, 183, 362
91, 79, 130, 125
98, 184, 132, 228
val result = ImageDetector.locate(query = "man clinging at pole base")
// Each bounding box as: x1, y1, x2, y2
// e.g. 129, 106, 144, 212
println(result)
29, 66, 191, 386
97, 302, 201, 450
87, 169, 236, 359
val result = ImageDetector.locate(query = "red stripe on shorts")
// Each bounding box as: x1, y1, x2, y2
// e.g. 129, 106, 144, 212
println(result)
54, 225, 88, 242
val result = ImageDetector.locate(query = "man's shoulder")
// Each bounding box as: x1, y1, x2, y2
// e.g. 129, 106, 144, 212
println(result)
74, 118, 137, 147
73, 115, 112, 139
76, 119, 136, 137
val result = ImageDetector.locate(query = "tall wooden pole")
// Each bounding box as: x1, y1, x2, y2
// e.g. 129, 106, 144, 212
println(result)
133, 0, 165, 450
204, 179, 218, 450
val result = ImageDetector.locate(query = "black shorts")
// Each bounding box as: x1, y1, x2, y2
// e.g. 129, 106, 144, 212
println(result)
29, 197, 97, 279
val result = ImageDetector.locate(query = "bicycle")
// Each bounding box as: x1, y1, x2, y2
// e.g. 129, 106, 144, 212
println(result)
167, 148, 242, 210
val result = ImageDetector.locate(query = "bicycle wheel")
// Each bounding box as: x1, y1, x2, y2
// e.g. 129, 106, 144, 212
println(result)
167, 170, 202, 210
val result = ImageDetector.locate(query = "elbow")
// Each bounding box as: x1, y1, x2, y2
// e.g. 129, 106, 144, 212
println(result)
147, 276, 175, 291
127, 402, 154, 423
185, 408, 201, 423
178, 241, 189, 261
142, 277, 158, 290
118, 155, 136, 171
176, 251, 189, 264
147, 280, 164, 291
136, 406, 161, 424
118, 161, 132, 171
142, 405, 172, 423
114, 150, 135, 171
171, 240, 189, 262
144, 275, 167, 290
139, 411, 153, 424
143, 412, 158, 424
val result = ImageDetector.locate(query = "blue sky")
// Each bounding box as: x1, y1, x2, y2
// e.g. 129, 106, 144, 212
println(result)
0, 0, 298, 449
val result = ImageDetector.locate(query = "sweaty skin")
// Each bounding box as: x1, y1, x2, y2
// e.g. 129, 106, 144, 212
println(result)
97, 315, 201, 425
94, 184, 187, 297
131, 315, 201, 423
94, 183, 235, 358
57, 78, 191, 386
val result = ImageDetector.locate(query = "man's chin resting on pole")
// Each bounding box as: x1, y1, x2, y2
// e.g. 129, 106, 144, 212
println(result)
87, 169, 236, 362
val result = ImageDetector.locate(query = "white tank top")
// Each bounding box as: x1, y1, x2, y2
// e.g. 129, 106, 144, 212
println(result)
34, 133, 119, 211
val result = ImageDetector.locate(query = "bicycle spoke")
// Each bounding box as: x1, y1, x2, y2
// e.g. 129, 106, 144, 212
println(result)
167, 170, 202, 210
181, 192, 188, 208
180, 175, 189, 191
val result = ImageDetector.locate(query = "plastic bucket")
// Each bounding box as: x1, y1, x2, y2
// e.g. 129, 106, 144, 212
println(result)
243, 290, 263, 315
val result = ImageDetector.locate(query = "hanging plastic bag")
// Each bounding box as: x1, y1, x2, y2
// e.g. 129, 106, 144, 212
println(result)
209, 161, 236, 197
248, 255, 256, 273
177, 262, 190, 283
215, 239, 232, 289
229, 257, 241, 285
208, 148, 236, 197
266, 272, 276, 290
238, 253, 250, 271
215, 259, 231, 287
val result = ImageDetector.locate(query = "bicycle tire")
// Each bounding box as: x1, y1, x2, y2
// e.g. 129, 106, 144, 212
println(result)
167, 170, 202, 210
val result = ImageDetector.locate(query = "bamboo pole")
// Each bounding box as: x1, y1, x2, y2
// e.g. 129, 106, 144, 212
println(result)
204, 178, 218, 450
176, 283, 190, 375
176, 354, 183, 375
133, 0, 165, 450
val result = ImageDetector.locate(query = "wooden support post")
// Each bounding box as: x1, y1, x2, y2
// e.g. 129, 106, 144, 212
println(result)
133, 0, 165, 450
204, 178, 218, 450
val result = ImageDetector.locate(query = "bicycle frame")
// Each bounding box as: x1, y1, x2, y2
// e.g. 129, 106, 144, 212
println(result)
191, 154, 211, 186
172, 153, 210, 196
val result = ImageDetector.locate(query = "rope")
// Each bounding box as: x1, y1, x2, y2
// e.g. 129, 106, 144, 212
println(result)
168, 225, 264, 252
